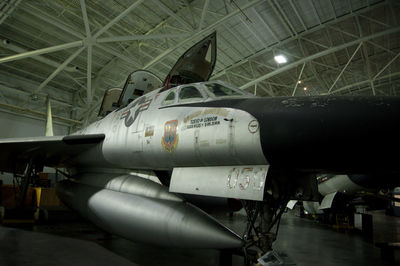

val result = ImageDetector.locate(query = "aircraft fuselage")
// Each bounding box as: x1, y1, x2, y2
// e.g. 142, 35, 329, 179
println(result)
73, 81, 267, 170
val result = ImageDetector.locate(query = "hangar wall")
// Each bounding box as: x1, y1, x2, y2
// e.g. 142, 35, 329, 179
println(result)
0, 111, 68, 138
0, 111, 69, 184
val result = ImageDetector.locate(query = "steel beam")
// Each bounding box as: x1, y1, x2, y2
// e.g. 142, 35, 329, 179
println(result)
270, 0, 294, 36
0, 0, 22, 25
263, 81, 293, 89
224, 3, 264, 48
249, 61, 256, 78
328, 42, 363, 93
87, 2, 165, 38
64, 72, 87, 93
143, 0, 263, 69
250, 59, 276, 70
310, 0, 322, 25
260, 83, 275, 97
198, 0, 210, 30
0, 41, 84, 64
222, 24, 254, 54
328, 72, 400, 95
212, 3, 389, 80
229, 71, 252, 81
93, 0, 145, 39
152, 0, 193, 31
362, 43, 376, 95
87, 45, 93, 102
0, 88, 9, 104
301, 37, 329, 49
297, 39, 329, 91
22, 3, 84, 39
238, 15, 264, 47
373, 51, 400, 80
97, 33, 189, 43
239, 26, 400, 90
359, 14, 391, 28
328, 25, 397, 56
34, 47, 86, 94
0, 39, 78, 71
273, 0, 297, 35
192, 7, 225, 17
288, 0, 307, 31
96, 44, 141, 68
292, 63, 306, 96
251, 9, 279, 42
80, 0, 91, 38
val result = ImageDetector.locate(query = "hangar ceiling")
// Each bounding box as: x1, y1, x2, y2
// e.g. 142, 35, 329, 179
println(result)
0, 0, 399, 131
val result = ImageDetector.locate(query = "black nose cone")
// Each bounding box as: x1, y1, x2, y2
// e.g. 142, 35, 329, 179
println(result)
239, 96, 400, 174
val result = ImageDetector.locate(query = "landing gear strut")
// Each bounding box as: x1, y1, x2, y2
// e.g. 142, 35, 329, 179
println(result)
241, 170, 318, 265
242, 196, 289, 265
13, 158, 43, 207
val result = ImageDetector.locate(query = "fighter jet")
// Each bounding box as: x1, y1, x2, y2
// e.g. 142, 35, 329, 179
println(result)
1, 32, 400, 261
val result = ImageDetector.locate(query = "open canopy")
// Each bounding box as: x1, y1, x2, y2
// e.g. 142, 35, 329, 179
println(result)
118, 70, 162, 107
162, 32, 216, 90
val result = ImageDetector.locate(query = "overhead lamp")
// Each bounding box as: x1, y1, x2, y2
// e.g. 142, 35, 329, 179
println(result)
274, 55, 287, 64
303, 87, 307, 91
298, 80, 302, 84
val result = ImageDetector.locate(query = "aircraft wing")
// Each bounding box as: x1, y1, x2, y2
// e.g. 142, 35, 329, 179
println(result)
0, 134, 105, 174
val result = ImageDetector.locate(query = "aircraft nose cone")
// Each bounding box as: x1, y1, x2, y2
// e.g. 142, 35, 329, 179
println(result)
249, 96, 400, 172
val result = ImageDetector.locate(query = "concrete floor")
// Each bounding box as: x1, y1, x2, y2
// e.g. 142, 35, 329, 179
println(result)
0, 210, 398, 265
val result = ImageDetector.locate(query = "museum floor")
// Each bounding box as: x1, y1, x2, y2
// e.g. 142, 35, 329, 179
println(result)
0, 209, 398, 265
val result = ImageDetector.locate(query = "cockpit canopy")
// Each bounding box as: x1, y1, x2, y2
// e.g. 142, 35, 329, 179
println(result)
161, 81, 251, 106
98, 88, 122, 117
204, 83, 243, 97
118, 70, 162, 107
98, 70, 162, 117
162, 32, 216, 91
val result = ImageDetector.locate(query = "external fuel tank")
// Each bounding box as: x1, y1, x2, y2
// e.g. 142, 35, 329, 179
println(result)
56, 174, 243, 249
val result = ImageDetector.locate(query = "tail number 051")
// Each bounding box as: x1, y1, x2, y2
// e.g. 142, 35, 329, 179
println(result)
227, 167, 266, 191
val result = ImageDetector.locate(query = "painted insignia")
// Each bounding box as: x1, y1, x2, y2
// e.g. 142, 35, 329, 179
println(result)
161, 120, 179, 153
122, 97, 152, 127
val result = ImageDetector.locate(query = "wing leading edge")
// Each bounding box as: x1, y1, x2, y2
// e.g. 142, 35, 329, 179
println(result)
0, 134, 105, 173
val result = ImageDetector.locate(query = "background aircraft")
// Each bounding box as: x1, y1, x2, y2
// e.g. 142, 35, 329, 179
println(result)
297, 173, 398, 220
0, 32, 400, 263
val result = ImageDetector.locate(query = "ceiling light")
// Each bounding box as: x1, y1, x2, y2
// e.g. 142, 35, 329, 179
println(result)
303, 87, 307, 91
298, 80, 302, 84
274, 55, 287, 64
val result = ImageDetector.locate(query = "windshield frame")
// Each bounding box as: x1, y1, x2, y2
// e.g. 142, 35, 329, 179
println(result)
177, 85, 208, 103
202, 81, 251, 98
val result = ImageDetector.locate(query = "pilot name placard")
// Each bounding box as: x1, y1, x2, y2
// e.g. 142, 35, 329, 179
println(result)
184, 108, 228, 130
186, 116, 220, 129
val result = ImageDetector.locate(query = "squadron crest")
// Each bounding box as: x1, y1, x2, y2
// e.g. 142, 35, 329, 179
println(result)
161, 120, 179, 153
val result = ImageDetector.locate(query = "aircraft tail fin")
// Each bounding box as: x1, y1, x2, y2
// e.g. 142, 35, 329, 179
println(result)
45, 97, 54, 137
